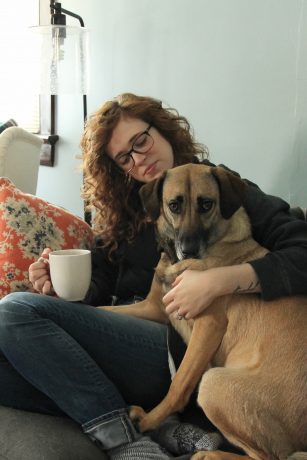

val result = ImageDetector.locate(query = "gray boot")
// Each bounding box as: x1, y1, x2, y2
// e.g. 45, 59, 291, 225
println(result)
108, 435, 173, 459
150, 414, 223, 455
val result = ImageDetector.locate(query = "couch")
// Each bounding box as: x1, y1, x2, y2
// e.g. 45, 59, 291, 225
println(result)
0, 406, 105, 460
0, 127, 107, 459
0, 178, 106, 459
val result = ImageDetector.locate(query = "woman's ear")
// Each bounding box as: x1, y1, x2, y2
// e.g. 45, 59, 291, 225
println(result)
211, 166, 246, 219
139, 171, 167, 220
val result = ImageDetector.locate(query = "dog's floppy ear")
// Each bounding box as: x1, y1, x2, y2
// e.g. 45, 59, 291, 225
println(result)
139, 171, 167, 220
211, 166, 246, 219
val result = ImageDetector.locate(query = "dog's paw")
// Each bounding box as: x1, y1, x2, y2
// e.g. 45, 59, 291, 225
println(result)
129, 406, 161, 432
191, 451, 228, 460
129, 405, 147, 423
191, 453, 208, 460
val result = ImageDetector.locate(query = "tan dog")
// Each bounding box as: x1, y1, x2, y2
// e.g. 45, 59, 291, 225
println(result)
103, 164, 307, 460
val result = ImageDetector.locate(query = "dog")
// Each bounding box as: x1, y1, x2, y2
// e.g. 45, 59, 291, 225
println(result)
102, 164, 307, 460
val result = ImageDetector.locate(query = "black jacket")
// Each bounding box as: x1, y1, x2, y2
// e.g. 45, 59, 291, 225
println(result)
84, 163, 307, 306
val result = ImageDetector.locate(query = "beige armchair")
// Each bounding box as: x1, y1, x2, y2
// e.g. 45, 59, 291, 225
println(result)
0, 126, 42, 194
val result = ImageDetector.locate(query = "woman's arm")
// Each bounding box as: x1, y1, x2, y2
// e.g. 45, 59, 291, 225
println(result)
211, 161, 307, 298
163, 264, 261, 319
243, 183, 307, 299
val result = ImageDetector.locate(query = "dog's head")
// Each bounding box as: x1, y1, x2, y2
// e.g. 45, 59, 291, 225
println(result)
139, 163, 247, 262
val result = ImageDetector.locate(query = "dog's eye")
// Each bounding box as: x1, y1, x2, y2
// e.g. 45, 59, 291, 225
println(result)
168, 200, 181, 214
198, 198, 213, 213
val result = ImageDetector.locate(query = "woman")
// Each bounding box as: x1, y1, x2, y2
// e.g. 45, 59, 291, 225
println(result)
0, 93, 306, 459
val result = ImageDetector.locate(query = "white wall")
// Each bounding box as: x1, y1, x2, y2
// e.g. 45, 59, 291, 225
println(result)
37, 0, 307, 216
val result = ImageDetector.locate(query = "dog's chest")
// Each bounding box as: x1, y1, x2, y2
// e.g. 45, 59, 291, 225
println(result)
169, 317, 193, 344
159, 277, 194, 343
156, 258, 195, 344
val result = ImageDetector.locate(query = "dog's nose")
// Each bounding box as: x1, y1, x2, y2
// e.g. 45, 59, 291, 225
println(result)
180, 236, 200, 259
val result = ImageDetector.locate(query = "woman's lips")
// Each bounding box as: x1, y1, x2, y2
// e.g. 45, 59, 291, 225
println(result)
144, 161, 158, 176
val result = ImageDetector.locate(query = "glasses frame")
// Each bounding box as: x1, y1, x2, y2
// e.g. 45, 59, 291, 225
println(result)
115, 124, 153, 174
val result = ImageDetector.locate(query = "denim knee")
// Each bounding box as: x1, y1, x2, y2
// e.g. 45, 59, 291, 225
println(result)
0, 291, 40, 307
0, 292, 42, 338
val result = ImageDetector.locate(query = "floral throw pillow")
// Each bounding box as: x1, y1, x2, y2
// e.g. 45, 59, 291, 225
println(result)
0, 178, 94, 298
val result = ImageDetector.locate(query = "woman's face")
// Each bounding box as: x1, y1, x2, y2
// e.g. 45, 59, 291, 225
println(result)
107, 116, 174, 182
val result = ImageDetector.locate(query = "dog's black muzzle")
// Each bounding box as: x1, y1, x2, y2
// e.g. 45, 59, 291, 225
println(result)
176, 232, 207, 260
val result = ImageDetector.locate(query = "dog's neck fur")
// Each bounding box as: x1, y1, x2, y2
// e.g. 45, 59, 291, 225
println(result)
156, 235, 178, 264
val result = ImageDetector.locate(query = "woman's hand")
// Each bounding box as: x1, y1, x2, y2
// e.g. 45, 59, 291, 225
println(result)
163, 269, 219, 319
162, 264, 261, 319
29, 248, 54, 295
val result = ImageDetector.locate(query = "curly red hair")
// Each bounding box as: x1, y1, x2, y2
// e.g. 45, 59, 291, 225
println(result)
81, 93, 207, 255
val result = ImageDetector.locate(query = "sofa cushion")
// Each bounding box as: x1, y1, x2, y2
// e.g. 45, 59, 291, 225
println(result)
0, 178, 94, 299
0, 406, 107, 460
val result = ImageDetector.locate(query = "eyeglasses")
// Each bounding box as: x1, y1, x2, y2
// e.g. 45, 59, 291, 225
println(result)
114, 124, 154, 173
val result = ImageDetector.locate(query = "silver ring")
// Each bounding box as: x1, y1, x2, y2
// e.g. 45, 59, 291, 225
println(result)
176, 310, 183, 321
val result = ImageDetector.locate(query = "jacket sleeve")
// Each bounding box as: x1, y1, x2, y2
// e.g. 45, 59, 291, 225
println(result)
201, 159, 307, 299
83, 245, 119, 306
243, 183, 307, 299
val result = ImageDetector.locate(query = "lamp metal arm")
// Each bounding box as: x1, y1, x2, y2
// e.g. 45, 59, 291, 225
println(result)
50, 3, 85, 28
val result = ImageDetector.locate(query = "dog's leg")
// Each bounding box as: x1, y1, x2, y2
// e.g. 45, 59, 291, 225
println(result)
132, 307, 228, 432
99, 273, 168, 324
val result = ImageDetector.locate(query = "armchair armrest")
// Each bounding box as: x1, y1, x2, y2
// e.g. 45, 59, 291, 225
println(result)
0, 127, 42, 194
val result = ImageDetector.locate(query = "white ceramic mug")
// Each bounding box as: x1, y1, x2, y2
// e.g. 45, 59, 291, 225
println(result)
49, 249, 92, 301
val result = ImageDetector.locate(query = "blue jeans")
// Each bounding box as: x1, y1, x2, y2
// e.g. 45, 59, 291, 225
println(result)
0, 292, 171, 449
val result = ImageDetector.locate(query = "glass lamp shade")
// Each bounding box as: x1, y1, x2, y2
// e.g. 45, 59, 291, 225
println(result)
31, 25, 89, 95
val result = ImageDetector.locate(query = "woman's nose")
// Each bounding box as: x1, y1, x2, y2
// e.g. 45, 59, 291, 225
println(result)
132, 151, 146, 166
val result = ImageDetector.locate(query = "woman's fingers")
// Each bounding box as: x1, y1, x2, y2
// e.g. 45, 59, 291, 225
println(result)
29, 248, 53, 294
42, 280, 55, 296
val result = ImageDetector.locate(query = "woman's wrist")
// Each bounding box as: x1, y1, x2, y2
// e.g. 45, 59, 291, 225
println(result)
211, 263, 262, 297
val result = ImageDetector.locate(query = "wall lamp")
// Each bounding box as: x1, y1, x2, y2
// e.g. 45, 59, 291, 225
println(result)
32, 1, 89, 166
32, 2, 90, 223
